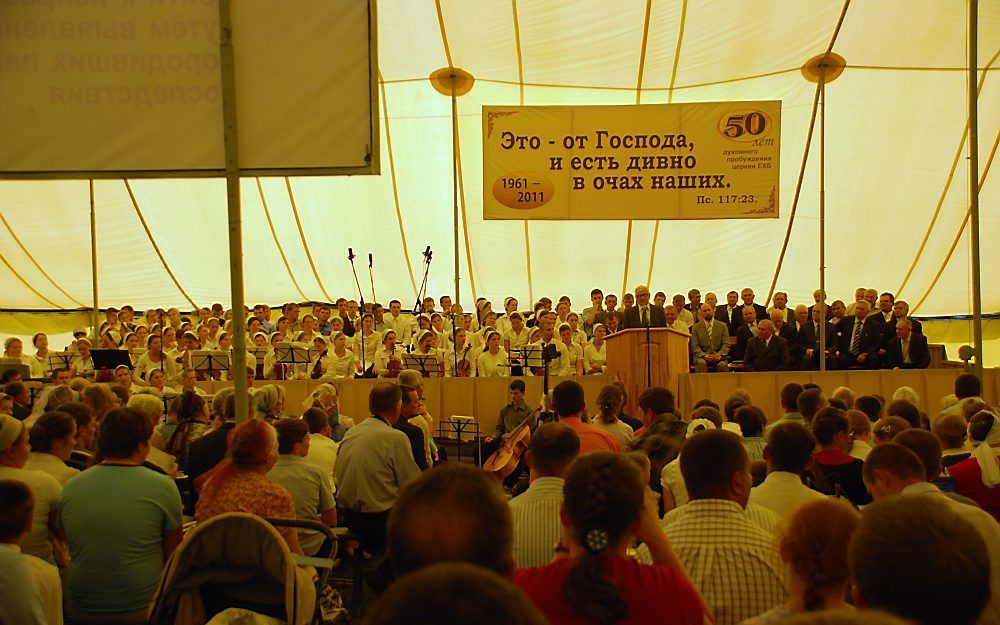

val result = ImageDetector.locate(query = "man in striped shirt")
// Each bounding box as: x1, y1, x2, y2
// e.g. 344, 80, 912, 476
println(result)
509, 422, 580, 568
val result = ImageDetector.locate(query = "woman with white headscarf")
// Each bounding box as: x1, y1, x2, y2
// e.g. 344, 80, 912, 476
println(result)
303, 383, 354, 441
32, 333, 53, 377
3, 337, 44, 379
476, 330, 508, 378
949, 408, 1000, 521
584, 323, 609, 374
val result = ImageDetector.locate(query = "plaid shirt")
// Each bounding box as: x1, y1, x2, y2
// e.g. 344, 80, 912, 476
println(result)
641, 499, 787, 625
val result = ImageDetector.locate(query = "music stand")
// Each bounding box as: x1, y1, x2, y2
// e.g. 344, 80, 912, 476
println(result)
47, 351, 74, 373
248, 347, 268, 364
91, 349, 132, 371
402, 353, 443, 378
0, 361, 30, 380
275, 342, 314, 366
441, 415, 480, 462
189, 350, 232, 376
507, 345, 544, 377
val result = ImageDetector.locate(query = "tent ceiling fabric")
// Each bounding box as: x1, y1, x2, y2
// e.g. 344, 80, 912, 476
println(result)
0, 0, 997, 316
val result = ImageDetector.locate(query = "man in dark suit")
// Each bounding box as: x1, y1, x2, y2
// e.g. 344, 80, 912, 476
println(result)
881, 299, 923, 347
834, 300, 882, 369
622, 284, 666, 329
743, 320, 790, 371
396, 385, 429, 470
732, 306, 760, 361
715, 290, 741, 333
739, 288, 768, 326
188, 392, 240, 506
884, 318, 930, 369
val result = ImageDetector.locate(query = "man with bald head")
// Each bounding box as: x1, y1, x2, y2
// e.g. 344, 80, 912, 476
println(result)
835, 299, 882, 369
622, 284, 666, 329
692, 303, 730, 373
742, 320, 790, 371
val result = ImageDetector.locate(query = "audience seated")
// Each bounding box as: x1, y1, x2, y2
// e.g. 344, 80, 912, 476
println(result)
365, 563, 549, 625
267, 418, 337, 556
552, 380, 620, 453
517, 451, 705, 625
733, 405, 767, 462
125, 393, 178, 475
158, 391, 210, 473
796, 387, 827, 429
59, 408, 183, 625
846, 409, 873, 460
187, 392, 238, 498
933, 411, 971, 468
849, 496, 990, 625
395, 385, 429, 471
764, 383, 805, 436
509, 422, 580, 568
741, 499, 858, 624
0, 479, 62, 625
809, 407, 870, 506
659, 407, 724, 512
301, 407, 338, 490
589, 384, 634, 449
0, 414, 61, 564
948, 409, 1000, 521
24, 411, 79, 485
194, 418, 303, 554
943, 373, 985, 416
749, 422, 827, 524
648, 429, 787, 625
871, 416, 910, 446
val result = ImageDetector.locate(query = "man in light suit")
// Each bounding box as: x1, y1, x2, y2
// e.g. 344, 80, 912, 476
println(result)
691, 303, 730, 373
622, 285, 666, 329
743, 320, 791, 372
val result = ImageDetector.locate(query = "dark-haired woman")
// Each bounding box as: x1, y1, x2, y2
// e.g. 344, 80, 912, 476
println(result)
158, 391, 209, 473
25, 410, 79, 485
58, 408, 183, 624
515, 452, 705, 625
739, 499, 857, 624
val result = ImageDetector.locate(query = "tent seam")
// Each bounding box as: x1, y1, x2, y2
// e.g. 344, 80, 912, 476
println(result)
255, 178, 308, 302
511, 0, 534, 304
123, 179, 198, 310
283, 177, 333, 303
434, 0, 454, 68
0, 205, 85, 308
0, 250, 62, 308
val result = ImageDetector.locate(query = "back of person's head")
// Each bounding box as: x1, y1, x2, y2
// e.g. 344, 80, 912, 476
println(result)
28, 411, 75, 454
57, 401, 94, 430
0, 479, 33, 542
230, 419, 277, 469
832, 386, 855, 408
212, 386, 235, 420
811, 407, 849, 447
274, 418, 309, 454
97, 407, 153, 459
388, 463, 512, 576
885, 399, 920, 429
967, 410, 997, 444
126, 393, 163, 424
398, 369, 422, 388
369, 381, 402, 416
954, 373, 982, 400
781, 499, 860, 611
681, 430, 749, 501
828, 398, 848, 411
767, 422, 816, 474
526, 422, 580, 476
962, 398, 992, 423
731, 388, 753, 406
781, 382, 805, 412
552, 380, 585, 417
797, 388, 827, 421
723, 395, 746, 421
849, 496, 990, 625
689, 405, 723, 428
892, 429, 943, 481
733, 405, 766, 438
853, 395, 884, 422
595, 384, 623, 423
803, 383, 821, 391
891, 386, 920, 408
872, 416, 911, 445
81, 384, 115, 416
364, 562, 548, 625
847, 410, 872, 438
931, 412, 967, 450
692, 398, 719, 411
561, 452, 645, 625
637, 386, 674, 416
302, 408, 327, 434
861, 443, 926, 486
170, 391, 205, 423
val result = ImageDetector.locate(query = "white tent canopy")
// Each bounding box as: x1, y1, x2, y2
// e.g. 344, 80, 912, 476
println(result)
0, 0, 997, 317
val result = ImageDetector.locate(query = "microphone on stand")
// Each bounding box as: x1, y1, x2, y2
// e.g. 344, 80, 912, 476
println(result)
348, 247, 356, 261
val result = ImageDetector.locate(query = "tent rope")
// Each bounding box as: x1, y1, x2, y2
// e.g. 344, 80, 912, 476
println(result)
896, 46, 1000, 298
283, 178, 333, 303
764, 0, 851, 306
255, 178, 308, 302
0, 250, 62, 308
0, 206, 85, 308
512, 0, 534, 304
910, 127, 1000, 314
123, 179, 198, 310
378, 75, 420, 301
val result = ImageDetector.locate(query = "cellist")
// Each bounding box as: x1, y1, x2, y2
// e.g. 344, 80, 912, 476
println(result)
480, 379, 534, 485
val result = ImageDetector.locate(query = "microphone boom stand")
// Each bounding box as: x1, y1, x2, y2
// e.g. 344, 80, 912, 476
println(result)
347, 248, 367, 378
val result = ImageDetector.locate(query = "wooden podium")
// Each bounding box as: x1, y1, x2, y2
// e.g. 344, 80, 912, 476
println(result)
604, 328, 690, 414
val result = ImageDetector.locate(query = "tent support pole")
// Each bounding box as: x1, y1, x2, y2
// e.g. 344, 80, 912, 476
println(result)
818, 68, 827, 371
451, 75, 460, 310
218, 0, 249, 421
968, 0, 984, 380
89, 179, 99, 339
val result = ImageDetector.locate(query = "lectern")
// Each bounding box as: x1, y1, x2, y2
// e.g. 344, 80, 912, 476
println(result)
604, 328, 690, 415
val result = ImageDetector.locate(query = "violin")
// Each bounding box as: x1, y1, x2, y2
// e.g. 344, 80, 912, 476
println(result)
484, 408, 539, 480
455, 345, 471, 377
386, 345, 403, 378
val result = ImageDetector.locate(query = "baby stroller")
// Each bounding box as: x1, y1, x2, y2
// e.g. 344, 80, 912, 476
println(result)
148, 513, 337, 625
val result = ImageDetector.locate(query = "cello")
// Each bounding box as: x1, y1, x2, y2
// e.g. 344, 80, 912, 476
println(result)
483, 408, 539, 480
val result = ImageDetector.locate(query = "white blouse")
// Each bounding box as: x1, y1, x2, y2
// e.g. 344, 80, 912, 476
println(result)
504, 327, 531, 351
323, 350, 359, 380
584, 341, 607, 373
374, 345, 404, 377
477, 348, 509, 377
444, 345, 477, 377
352, 330, 382, 367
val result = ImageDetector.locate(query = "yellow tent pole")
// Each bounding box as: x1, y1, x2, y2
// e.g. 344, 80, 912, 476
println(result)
968, 0, 984, 379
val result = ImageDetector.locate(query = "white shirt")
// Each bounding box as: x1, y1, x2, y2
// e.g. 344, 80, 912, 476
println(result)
133, 352, 177, 384
24, 452, 79, 486
334, 416, 421, 514
590, 417, 635, 450
384, 314, 412, 345
322, 350, 358, 380
677, 308, 695, 327
22, 549, 63, 625
748, 471, 829, 525
374, 345, 403, 377
0, 467, 61, 563
504, 327, 531, 351
477, 348, 509, 377
443, 345, 477, 377
509, 476, 564, 568
304, 432, 339, 492
352, 331, 382, 367
583, 341, 606, 373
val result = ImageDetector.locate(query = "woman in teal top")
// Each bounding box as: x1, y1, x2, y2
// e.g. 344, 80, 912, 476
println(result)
59, 408, 183, 624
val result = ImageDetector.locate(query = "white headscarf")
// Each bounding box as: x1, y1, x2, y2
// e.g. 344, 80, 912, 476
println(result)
970, 411, 1000, 488
686, 418, 717, 438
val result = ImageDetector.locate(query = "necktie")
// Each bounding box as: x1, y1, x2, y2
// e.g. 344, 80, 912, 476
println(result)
902, 339, 910, 363
851, 320, 862, 355
641, 307, 648, 326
